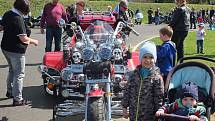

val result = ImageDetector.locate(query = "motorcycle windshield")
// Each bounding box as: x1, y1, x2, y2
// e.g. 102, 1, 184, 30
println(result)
84, 20, 114, 45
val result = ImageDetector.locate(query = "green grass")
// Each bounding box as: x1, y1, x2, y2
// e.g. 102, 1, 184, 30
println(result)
0, 1, 214, 23
151, 30, 215, 66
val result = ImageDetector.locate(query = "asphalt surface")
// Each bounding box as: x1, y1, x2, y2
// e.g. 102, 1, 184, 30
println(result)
0, 24, 165, 121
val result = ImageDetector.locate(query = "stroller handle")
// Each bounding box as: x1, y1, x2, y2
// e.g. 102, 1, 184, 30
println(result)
178, 56, 215, 64
156, 113, 190, 121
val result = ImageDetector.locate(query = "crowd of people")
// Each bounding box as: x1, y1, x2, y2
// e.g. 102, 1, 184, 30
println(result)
0, 0, 210, 121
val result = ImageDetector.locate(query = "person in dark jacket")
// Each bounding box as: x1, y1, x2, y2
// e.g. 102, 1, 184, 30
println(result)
209, 7, 214, 20
154, 8, 160, 25
157, 26, 176, 84
112, 0, 129, 25
122, 42, 164, 121
0, 0, 39, 106
169, 0, 190, 61
190, 7, 197, 29
147, 8, 153, 24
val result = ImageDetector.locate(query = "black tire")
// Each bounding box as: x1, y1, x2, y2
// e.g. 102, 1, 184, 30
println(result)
30, 24, 35, 28
53, 106, 57, 121
87, 97, 105, 121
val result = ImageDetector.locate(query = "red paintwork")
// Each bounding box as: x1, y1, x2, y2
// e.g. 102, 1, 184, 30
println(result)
79, 14, 116, 30
69, 35, 77, 47
127, 52, 140, 70
87, 89, 104, 97
43, 52, 66, 70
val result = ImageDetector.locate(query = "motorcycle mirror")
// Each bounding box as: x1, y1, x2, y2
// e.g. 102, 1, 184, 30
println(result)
59, 18, 66, 27
38, 65, 48, 73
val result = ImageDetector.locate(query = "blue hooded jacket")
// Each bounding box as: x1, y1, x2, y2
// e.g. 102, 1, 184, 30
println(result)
157, 40, 176, 76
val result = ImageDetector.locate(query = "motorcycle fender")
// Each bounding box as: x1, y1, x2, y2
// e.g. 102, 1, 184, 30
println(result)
88, 89, 104, 97
43, 52, 65, 71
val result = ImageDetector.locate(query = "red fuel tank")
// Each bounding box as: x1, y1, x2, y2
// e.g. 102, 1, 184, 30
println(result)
43, 52, 66, 70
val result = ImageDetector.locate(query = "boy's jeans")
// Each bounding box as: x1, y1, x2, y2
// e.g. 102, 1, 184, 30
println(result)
2, 49, 25, 101
196, 39, 204, 53
45, 27, 62, 52
155, 16, 160, 25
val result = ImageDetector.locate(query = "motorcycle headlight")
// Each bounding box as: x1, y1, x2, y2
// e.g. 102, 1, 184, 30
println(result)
99, 45, 112, 60
61, 67, 73, 81
114, 74, 123, 83
82, 47, 94, 61
61, 89, 69, 98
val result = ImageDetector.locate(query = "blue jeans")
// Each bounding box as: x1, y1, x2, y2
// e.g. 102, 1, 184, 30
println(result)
45, 27, 62, 52
2, 49, 25, 101
155, 16, 160, 25
196, 39, 204, 53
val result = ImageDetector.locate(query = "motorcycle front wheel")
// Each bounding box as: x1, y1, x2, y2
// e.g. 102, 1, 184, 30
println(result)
87, 97, 105, 121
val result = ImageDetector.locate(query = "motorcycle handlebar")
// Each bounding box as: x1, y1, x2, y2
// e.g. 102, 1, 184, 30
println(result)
114, 21, 139, 37
156, 114, 190, 121
129, 26, 139, 36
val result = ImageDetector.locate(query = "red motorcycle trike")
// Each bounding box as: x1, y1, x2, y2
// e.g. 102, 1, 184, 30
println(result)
38, 11, 139, 121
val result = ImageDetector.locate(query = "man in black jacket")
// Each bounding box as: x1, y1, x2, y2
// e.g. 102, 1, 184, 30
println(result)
190, 8, 197, 29
169, 0, 190, 61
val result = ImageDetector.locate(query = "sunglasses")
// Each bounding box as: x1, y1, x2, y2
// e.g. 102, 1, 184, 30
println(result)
120, 5, 128, 10
76, 3, 84, 7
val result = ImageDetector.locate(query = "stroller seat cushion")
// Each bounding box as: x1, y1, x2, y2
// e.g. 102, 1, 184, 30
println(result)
169, 66, 211, 94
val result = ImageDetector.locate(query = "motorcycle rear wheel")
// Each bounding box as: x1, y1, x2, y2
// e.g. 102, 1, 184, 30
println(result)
87, 97, 105, 121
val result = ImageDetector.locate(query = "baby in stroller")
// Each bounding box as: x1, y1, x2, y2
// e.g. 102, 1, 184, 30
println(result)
155, 61, 215, 121
156, 82, 208, 121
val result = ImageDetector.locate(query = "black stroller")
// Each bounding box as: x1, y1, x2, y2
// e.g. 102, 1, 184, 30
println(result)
158, 56, 215, 121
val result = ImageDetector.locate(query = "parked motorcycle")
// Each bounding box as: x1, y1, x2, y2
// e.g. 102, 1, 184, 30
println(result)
30, 16, 41, 28
24, 15, 41, 28
39, 11, 139, 121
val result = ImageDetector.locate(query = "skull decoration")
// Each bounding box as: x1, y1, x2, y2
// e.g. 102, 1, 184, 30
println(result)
113, 48, 123, 60
72, 51, 82, 63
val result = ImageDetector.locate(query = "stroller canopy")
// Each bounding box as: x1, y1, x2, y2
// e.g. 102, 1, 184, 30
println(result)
167, 62, 215, 97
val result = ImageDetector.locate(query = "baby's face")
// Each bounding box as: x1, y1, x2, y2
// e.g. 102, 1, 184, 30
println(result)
182, 97, 197, 107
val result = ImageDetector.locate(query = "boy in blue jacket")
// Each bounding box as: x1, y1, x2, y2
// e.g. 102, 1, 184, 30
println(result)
157, 26, 176, 84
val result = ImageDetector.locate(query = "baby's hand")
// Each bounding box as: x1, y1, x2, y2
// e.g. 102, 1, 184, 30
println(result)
122, 108, 129, 119
189, 115, 199, 121
155, 109, 164, 117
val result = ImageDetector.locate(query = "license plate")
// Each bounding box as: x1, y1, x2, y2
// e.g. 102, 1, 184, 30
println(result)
85, 79, 110, 84
114, 65, 125, 74
70, 64, 83, 73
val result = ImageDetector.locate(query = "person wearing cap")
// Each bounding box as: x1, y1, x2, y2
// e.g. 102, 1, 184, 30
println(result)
122, 42, 164, 121
112, 0, 129, 23
0, 0, 39, 106
155, 82, 208, 121
76, 0, 85, 16
196, 23, 206, 54
40, 0, 67, 52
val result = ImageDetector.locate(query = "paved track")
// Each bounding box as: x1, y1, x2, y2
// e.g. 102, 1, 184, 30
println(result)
0, 24, 165, 121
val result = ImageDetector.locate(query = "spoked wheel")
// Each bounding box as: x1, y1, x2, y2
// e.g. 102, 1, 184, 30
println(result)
87, 97, 105, 121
